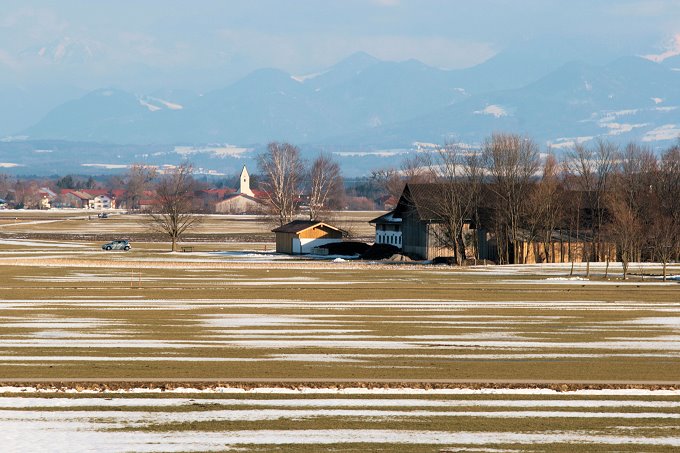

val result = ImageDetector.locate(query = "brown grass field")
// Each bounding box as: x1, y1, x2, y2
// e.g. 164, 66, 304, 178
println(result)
0, 211, 679, 452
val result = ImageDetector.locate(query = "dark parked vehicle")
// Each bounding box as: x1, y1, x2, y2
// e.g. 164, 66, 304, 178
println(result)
97, 213, 108, 218
102, 240, 131, 251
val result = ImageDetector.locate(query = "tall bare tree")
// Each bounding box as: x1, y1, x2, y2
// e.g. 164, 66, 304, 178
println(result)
257, 142, 305, 226
126, 164, 157, 210
422, 144, 482, 265
651, 143, 680, 279
566, 139, 618, 262
614, 143, 657, 263
649, 213, 679, 281
656, 143, 680, 224
483, 133, 540, 264
147, 163, 200, 251
607, 196, 643, 280
401, 153, 433, 184
0, 174, 12, 201
370, 168, 403, 200
308, 153, 343, 221
523, 153, 564, 263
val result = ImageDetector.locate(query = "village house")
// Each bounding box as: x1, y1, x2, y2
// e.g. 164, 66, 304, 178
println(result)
272, 220, 343, 254
197, 188, 234, 211
110, 189, 126, 209
374, 194, 398, 211
89, 194, 114, 210
59, 189, 94, 208
38, 187, 57, 209
214, 166, 267, 214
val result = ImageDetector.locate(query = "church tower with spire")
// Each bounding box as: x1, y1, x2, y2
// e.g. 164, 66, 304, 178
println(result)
238, 165, 254, 197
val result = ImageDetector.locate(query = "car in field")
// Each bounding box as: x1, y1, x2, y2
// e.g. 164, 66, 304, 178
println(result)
101, 240, 131, 251
97, 213, 109, 219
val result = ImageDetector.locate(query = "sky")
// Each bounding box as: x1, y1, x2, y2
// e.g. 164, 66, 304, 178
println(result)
0, 0, 679, 92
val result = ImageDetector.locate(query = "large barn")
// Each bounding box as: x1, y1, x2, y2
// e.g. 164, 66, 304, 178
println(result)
272, 220, 343, 254
392, 183, 457, 260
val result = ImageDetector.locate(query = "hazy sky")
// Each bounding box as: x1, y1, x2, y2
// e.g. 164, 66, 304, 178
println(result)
1, 0, 679, 90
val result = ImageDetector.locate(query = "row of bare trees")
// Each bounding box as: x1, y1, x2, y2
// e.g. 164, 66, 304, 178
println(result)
256, 142, 343, 226
377, 133, 680, 276
143, 143, 344, 250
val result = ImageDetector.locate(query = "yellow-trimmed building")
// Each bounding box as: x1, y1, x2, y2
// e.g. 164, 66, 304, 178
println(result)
272, 220, 343, 254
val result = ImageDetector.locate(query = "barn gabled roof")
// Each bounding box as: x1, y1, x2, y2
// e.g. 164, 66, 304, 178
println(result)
393, 183, 444, 222
271, 220, 342, 234
369, 210, 402, 225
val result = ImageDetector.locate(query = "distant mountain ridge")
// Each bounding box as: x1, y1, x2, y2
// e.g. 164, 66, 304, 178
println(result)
12, 44, 680, 154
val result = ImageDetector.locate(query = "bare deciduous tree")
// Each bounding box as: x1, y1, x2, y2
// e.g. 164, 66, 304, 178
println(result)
147, 163, 201, 252
401, 153, 433, 184
607, 196, 643, 280
257, 142, 305, 226
523, 153, 564, 263
649, 213, 679, 281
422, 143, 482, 265
650, 144, 680, 280
566, 139, 618, 262
483, 133, 540, 264
370, 168, 403, 200
0, 173, 12, 201
308, 153, 343, 221
126, 164, 157, 210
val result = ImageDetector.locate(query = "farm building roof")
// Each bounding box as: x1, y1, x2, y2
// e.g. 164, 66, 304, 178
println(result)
369, 210, 402, 225
61, 190, 94, 200
393, 183, 445, 221
271, 220, 342, 234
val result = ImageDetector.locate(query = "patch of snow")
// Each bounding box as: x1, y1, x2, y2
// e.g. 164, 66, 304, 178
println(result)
138, 99, 161, 112
643, 33, 680, 62
1, 425, 680, 451
0, 135, 29, 142
333, 150, 408, 157
291, 71, 327, 82
4, 397, 679, 409
174, 145, 250, 158
474, 105, 508, 118
81, 163, 130, 169
0, 239, 87, 248
150, 97, 183, 110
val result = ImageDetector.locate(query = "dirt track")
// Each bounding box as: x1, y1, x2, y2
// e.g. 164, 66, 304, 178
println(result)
2, 378, 679, 392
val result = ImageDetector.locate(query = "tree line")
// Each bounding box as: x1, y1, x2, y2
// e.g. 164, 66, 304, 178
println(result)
377, 133, 679, 279
1, 136, 678, 273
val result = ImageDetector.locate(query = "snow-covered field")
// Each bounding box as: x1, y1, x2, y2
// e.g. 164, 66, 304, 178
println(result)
1, 391, 679, 452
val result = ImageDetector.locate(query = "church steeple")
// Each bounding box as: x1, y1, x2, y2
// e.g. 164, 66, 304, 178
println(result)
238, 165, 254, 196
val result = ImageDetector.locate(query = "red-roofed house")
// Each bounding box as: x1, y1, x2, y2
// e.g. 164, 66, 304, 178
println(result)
59, 189, 93, 208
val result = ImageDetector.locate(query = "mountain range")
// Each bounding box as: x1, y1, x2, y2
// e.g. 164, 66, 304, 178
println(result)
2, 40, 680, 176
